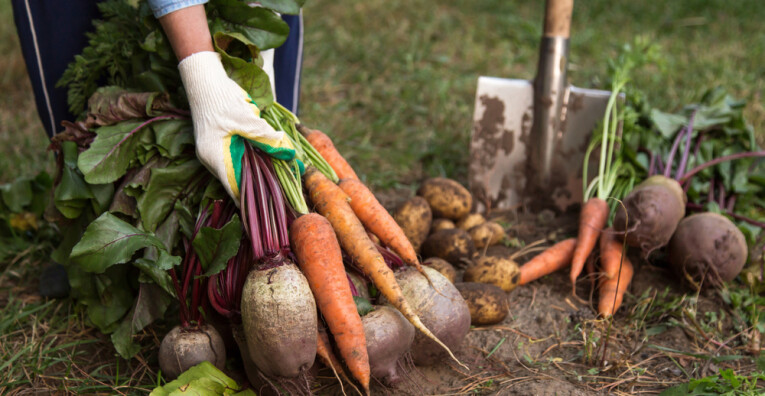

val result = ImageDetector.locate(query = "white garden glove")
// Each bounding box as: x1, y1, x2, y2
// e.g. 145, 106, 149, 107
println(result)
178, 51, 294, 200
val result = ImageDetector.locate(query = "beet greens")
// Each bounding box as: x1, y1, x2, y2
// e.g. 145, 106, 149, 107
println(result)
615, 87, 765, 249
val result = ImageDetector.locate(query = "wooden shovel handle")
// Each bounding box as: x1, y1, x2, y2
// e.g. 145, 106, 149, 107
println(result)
543, 0, 573, 38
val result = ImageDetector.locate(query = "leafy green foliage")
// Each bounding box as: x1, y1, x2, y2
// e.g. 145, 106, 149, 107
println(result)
136, 159, 205, 232
150, 361, 255, 396
606, 41, 764, 249
112, 283, 173, 358
58, 1, 162, 116
48, 0, 299, 358
660, 369, 765, 395
193, 215, 242, 276
69, 212, 167, 273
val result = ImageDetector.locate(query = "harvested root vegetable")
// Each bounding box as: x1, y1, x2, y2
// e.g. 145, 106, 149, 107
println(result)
316, 327, 360, 396
463, 254, 520, 292
362, 306, 415, 386
598, 230, 634, 317
384, 266, 470, 366
613, 175, 686, 255
238, 145, 318, 379
468, 221, 506, 249
519, 238, 577, 285
573, 75, 629, 293
290, 213, 370, 391
304, 167, 464, 368
457, 213, 485, 231
570, 197, 609, 292
668, 212, 748, 287
302, 127, 359, 181
423, 257, 457, 283
393, 196, 433, 253
430, 218, 456, 233
159, 324, 226, 380
340, 178, 425, 274
241, 264, 317, 378
417, 178, 472, 220
455, 282, 509, 325
161, 201, 233, 380
232, 325, 260, 388
422, 228, 476, 267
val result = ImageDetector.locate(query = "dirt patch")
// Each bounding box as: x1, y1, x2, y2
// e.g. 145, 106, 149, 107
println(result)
3, 199, 759, 395
293, 204, 758, 395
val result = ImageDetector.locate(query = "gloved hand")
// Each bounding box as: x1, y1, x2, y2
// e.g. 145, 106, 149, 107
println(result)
179, 51, 294, 200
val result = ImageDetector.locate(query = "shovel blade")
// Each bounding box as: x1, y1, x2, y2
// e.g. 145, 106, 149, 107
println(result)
469, 76, 611, 213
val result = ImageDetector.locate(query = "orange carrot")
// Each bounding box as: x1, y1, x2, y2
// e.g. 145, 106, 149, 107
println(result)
597, 229, 634, 317
303, 128, 359, 181
338, 178, 423, 271
570, 197, 609, 293
303, 167, 465, 369
518, 238, 577, 285
290, 213, 370, 392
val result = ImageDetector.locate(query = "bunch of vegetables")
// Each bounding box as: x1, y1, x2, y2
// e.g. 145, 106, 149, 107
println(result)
520, 42, 764, 316
46, 1, 480, 392
46, 0, 303, 361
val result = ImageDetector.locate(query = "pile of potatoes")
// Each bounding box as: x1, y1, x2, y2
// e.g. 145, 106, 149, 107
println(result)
393, 177, 519, 326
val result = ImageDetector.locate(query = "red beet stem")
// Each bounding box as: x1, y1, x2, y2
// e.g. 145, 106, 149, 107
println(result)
679, 151, 765, 185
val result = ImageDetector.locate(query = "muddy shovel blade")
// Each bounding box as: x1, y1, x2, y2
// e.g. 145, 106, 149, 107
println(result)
469, 77, 611, 212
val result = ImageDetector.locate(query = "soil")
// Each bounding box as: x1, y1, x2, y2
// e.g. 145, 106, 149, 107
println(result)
6, 191, 759, 395
290, 203, 758, 395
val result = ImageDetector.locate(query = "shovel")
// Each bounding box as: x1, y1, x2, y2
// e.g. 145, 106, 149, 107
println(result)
469, 0, 611, 213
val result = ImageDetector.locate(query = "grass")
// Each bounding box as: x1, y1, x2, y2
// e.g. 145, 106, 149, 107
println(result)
0, 248, 157, 394
1, 0, 764, 394
299, 0, 765, 189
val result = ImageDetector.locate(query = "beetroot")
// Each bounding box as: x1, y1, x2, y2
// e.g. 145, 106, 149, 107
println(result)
384, 266, 470, 366
362, 306, 415, 386
668, 212, 748, 287
241, 263, 317, 378
613, 175, 686, 255
158, 324, 226, 380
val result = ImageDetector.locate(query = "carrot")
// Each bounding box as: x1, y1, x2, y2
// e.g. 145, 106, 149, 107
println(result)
518, 238, 577, 285
597, 229, 634, 317
290, 213, 370, 393
302, 128, 360, 181
338, 178, 423, 271
303, 167, 465, 369
316, 327, 362, 396
569, 197, 609, 293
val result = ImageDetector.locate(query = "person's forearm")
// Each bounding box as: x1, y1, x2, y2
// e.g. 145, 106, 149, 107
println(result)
158, 5, 214, 61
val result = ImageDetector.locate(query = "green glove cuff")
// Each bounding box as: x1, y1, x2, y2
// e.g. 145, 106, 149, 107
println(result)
229, 136, 299, 191
249, 140, 296, 161
230, 135, 246, 191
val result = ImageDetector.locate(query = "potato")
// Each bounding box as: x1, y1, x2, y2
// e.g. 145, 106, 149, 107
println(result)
463, 254, 520, 292
431, 218, 456, 233
422, 228, 476, 267
457, 213, 485, 231
468, 221, 506, 249
392, 196, 432, 253
423, 257, 457, 283
417, 178, 472, 220
455, 282, 509, 325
